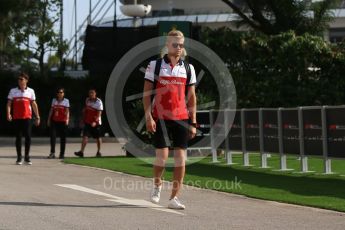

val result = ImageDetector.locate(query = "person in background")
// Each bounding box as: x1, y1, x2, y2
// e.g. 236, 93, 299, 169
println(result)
6, 72, 40, 165
47, 87, 70, 159
74, 88, 103, 158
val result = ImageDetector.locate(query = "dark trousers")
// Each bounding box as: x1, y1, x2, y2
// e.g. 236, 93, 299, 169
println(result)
50, 121, 67, 156
13, 119, 32, 161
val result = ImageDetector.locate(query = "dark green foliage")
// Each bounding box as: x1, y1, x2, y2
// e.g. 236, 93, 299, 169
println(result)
222, 0, 341, 35
201, 27, 345, 108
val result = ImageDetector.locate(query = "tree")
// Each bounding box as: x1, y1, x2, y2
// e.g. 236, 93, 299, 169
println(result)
13, 0, 66, 76
222, 0, 341, 35
0, 0, 34, 69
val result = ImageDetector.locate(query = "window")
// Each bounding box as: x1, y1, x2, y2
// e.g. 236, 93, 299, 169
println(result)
329, 28, 345, 43
152, 10, 171, 17
121, 0, 143, 4
151, 8, 185, 17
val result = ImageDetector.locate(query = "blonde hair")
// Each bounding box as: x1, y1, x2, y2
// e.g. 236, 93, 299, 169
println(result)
167, 30, 184, 40
161, 29, 187, 58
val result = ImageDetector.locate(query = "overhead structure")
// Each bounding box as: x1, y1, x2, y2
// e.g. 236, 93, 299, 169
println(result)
120, 3, 152, 17
64, 0, 117, 69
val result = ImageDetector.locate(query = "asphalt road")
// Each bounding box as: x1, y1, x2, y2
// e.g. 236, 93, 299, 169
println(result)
0, 139, 344, 230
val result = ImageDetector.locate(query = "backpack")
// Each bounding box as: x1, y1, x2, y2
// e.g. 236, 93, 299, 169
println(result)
153, 58, 192, 96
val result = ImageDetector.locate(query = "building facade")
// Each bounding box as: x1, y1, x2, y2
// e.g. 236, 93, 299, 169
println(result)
94, 0, 345, 42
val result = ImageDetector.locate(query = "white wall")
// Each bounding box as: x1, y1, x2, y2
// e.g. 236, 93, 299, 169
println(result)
330, 17, 345, 28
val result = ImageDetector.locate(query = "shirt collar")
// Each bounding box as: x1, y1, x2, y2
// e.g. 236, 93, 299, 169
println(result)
163, 54, 183, 66
88, 97, 97, 102
17, 86, 28, 92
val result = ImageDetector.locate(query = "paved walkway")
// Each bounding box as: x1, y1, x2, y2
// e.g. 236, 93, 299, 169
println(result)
0, 139, 344, 230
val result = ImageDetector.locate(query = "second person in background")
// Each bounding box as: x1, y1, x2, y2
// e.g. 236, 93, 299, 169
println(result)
47, 88, 70, 159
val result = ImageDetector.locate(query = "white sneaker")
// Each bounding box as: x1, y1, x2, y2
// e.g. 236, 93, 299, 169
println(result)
16, 160, 23, 165
168, 197, 185, 210
150, 185, 162, 204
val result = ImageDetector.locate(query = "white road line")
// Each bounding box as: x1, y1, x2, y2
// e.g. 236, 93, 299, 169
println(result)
55, 184, 184, 215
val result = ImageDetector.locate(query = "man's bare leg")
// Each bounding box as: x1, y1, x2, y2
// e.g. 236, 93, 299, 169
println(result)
170, 147, 186, 199
81, 136, 88, 153
96, 138, 102, 152
153, 147, 169, 187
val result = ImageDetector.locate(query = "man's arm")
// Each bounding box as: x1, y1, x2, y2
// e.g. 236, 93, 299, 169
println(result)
31, 101, 40, 126
65, 108, 70, 125
143, 80, 156, 133
6, 100, 12, 121
91, 110, 102, 127
187, 85, 197, 139
187, 85, 197, 123
97, 111, 102, 118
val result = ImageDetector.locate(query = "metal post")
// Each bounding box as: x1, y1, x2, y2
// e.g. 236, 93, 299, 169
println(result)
88, 0, 92, 24
59, 0, 63, 70
74, 0, 78, 69
241, 109, 250, 166
259, 109, 269, 168
114, 0, 117, 27
278, 108, 286, 170
210, 110, 219, 163
224, 109, 236, 165
322, 106, 332, 174
277, 108, 293, 171
298, 107, 310, 173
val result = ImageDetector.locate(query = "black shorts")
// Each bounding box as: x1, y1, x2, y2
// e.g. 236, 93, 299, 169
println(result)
83, 124, 101, 139
153, 119, 189, 149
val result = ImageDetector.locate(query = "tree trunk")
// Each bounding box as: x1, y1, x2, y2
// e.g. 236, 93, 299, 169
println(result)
39, 46, 45, 77
0, 34, 5, 69
38, 0, 48, 77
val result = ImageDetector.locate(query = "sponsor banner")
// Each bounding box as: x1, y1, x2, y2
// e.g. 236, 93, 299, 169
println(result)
326, 107, 345, 158
245, 110, 260, 152
216, 110, 226, 149
281, 109, 300, 155
303, 108, 323, 156
228, 110, 242, 151
262, 110, 279, 154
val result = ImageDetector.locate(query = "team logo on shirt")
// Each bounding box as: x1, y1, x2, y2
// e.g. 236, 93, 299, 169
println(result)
159, 79, 185, 85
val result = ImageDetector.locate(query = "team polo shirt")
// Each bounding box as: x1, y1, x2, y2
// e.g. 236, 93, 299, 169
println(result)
7, 87, 36, 120
144, 55, 197, 120
51, 98, 70, 122
84, 98, 103, 125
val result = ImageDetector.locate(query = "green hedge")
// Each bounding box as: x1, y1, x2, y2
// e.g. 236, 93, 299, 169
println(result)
201, 29, 345, 108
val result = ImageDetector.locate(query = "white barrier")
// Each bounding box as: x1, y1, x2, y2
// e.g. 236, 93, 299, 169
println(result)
201, 105, 345, 174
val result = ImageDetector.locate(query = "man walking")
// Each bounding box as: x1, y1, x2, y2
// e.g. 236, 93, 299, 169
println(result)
6, 72, 40, 165
143, 30, 197, 209
74, 88, 103, 157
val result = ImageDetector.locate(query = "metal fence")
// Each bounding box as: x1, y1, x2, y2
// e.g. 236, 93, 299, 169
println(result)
192, 106, 345, 174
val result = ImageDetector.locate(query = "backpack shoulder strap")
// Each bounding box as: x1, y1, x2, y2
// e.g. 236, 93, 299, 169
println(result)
183, 60, 192, 97
153, 58, 162, 89
183, 61, 192, 86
